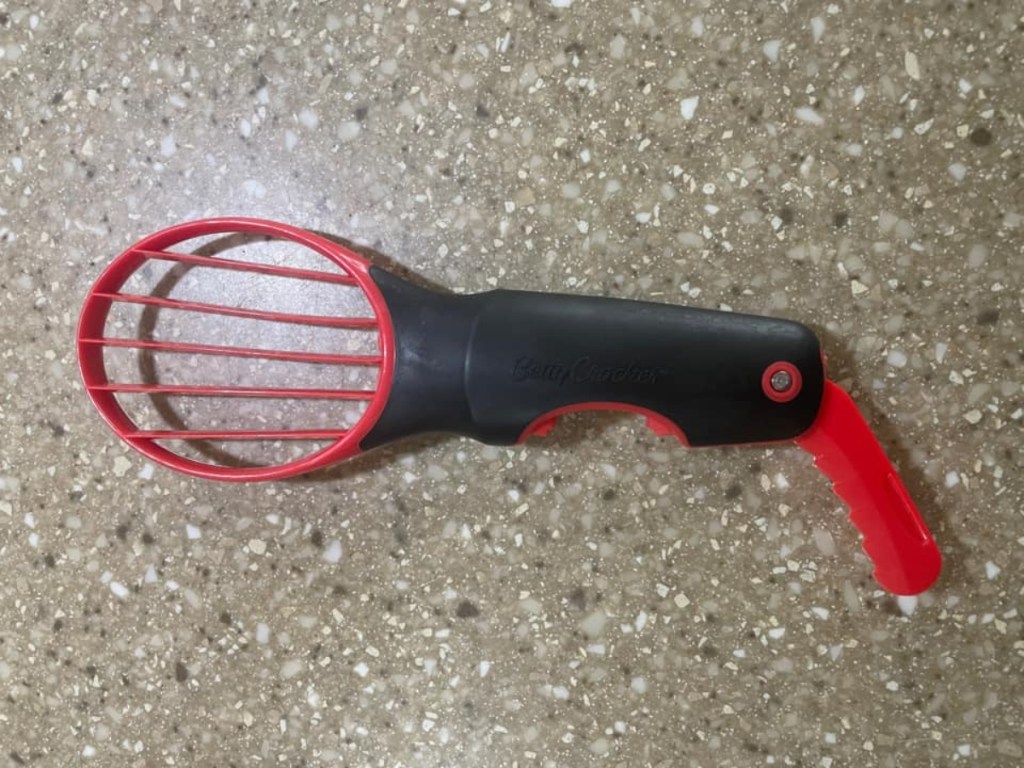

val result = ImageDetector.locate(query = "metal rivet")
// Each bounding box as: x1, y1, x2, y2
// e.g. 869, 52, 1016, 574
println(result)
770, 370, 793, 393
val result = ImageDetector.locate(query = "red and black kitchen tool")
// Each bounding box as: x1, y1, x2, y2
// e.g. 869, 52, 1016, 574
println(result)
77, 218, 941, 595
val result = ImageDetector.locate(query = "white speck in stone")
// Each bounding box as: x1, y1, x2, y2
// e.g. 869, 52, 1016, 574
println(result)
576, 220, 589, 234
656, 583, 670, 598
774, 472, 790, 490
579, 148, 591, 163
82, 746, 97, 758
580, 610, 607, 638
248, 539, 267, 556
552, 685, 570, 700
239, 119, 252, 138
11, 157, 23, 173
353, 661, 369, 677
166, 580, 180, 592
795, 107, 824, 126
813, 528, 836, 557
242, 179, 266, 198
81, 138, 95, 157
967, 244, 988, 269
590, 737, 610, 755
767, 627, 786, 640
610, 34, 626, 59
185, 524, 201, 540
680, 96, 700, 121
852, 86, 865, 106
964, 409, 982, 425
337, 121, 361, 142
479, 660, 491, 677
887, 350, 908, 368
138, 462, 154, 481
958, 78, 972, 94
897, 595, 918, 617
112, 455, 132, 478
945, 470, 960, 488
691, 16, 704, 36
958, 745, 972, 757
702, 182, 716, 195
825, 732, 837, 745
256, 623, 270, 644
935, 342, 949, 363
28, 532, 38, 548
323, 539, 343, 563
110, 582, 129, 599
811, 607, 830, 620
845, 142, 863, 157
850, 279, 868, 297
631, 676, 648, 694
985, 561, 1000, 580
635, 211, 652, 224
635, 611, 647, 632
905, 51, 921, 80
160, 135, 177, 157
281, 659, 304, 679
145, 565, 158, 583
549, 0, 574, 7
810, 16, 825, 42
763, 40, 781, 63
299, 108, 319, 129
422, 718, 435, 732
285, 130, 299, 151
948, 162, 967, 182
23, 512, 35, 529
913, 118, 934, 135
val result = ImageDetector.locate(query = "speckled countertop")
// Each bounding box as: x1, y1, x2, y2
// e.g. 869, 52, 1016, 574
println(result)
1, 1, 1022, 766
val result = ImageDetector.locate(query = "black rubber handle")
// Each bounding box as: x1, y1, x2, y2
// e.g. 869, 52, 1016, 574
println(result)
362, 268, 825, 449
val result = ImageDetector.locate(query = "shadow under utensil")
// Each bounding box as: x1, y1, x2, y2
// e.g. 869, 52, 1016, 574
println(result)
312, 231, 449, 294
812, 324, 964, 596
137, 232, 285, 470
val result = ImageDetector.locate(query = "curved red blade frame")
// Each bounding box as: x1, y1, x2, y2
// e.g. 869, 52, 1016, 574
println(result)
796, 381, 941, 595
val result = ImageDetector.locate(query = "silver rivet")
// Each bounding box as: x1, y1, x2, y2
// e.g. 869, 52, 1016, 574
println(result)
770, 370, 793, 392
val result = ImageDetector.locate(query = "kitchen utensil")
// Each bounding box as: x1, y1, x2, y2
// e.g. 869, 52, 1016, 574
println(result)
77, 218, 941, 594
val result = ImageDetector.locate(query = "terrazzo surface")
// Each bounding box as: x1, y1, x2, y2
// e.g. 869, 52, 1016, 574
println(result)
1, 1, 1022, 766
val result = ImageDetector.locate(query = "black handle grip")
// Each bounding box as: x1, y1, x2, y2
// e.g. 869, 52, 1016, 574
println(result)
362, 268, 825, 450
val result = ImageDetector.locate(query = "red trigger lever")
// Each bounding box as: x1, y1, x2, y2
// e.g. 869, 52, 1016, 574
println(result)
796, 381, 941, 596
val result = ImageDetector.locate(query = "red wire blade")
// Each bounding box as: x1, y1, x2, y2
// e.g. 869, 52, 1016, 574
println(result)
796, 381, 941, 595
92, 292, 378, 329
133, 248, 357, 284
90, 383, 377, 399
80, 337, 381, 366
125, 429, 348, 440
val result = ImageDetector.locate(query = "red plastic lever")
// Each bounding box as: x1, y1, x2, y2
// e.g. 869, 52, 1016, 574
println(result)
796, 381, 941, 595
